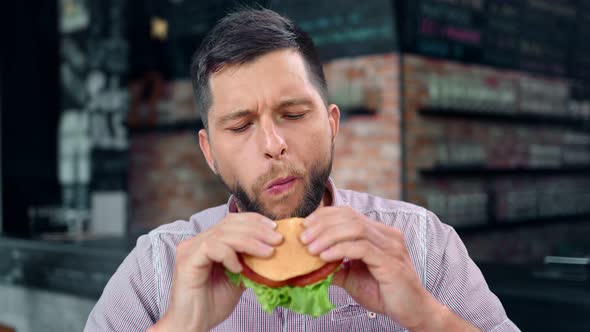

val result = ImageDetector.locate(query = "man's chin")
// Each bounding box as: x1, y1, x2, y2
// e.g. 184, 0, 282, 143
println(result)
258, 204, 299, 220
257, 190, 307, 219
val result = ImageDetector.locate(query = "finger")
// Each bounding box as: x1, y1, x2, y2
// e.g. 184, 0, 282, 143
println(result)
219, 231, 276, 258
183, 216, 281, 272
226, 213, 283, 246
319, 239, 382, 266
364, 220, 399, 250
300, 208, 351, 244
303, 206, 346, 227
231, 212, 277, 229
201, 240, 243, 273
306, 220, 367, 255
229, 221, 283, 246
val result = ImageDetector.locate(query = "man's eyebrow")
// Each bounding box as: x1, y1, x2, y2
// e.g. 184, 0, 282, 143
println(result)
215, 98, 312, 126
274, 98, 313, 109
216, 109, 254, 127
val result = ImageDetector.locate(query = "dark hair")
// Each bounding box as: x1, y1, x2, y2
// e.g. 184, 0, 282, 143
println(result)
190, 8, 327, 130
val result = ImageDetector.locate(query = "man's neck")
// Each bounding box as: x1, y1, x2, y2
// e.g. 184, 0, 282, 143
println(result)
319, 187, 333, 208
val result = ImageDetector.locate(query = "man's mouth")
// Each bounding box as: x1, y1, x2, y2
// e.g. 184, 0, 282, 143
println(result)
265, 176, 299, 194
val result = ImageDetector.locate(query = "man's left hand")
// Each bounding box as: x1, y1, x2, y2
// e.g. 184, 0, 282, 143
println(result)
300, 206, 473, 331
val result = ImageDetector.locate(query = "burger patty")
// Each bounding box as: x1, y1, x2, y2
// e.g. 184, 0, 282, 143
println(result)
238, 255, 342, 288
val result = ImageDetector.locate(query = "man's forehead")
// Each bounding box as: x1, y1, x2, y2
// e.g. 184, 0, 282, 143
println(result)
209, 50, 310, 88
207, 51, 318, 116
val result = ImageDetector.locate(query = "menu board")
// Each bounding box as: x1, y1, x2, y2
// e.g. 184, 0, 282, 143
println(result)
518, 0, 574, 76
271, 0, 398, 60
132, 0, 399, 79
401, 0, 485, 63
165, 1, 229, 78
570, 3, 590, 81
402, 0, 585, 79
482, 0, 521, 69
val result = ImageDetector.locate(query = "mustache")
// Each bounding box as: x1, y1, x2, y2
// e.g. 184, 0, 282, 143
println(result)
253, 163, 306, 192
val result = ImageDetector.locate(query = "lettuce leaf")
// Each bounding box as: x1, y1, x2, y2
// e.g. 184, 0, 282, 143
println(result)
226, 270, 335, 317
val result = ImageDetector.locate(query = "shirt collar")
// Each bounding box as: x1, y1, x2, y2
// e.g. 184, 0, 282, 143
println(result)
225, 177, 341, 215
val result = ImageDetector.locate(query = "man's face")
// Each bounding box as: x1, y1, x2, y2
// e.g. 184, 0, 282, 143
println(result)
199, 49, 340, 220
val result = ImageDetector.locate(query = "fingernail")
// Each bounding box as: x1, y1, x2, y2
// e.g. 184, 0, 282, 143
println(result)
299, 231, 310, 244
308, 242, 319, 254
263, 244, 274, 256
266, 220, 277, 228
303, 217, 314, 226
266, 246, 275, 256
273, 232, 283, 242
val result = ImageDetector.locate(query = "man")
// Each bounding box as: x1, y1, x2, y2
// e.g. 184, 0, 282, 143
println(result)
85, 8, 519, 332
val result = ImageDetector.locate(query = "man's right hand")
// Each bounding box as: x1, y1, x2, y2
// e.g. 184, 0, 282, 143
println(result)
149, 213, 283, 332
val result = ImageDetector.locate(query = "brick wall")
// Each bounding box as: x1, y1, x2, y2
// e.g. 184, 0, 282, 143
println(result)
326, 53, 401, 199
128, 130, 227, 233
128, 53, 402, 231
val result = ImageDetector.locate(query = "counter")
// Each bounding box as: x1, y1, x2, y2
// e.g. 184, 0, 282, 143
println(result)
0, 235, 137, 298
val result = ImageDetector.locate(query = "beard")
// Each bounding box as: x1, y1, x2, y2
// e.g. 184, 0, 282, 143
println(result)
217, 144, 334, 220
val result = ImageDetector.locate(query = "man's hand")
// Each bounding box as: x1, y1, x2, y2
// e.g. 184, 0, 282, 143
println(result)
301, 206, 479, 331
150, 213, 283, 332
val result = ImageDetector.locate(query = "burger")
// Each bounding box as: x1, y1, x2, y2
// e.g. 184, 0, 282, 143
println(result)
226, 217, 342, 317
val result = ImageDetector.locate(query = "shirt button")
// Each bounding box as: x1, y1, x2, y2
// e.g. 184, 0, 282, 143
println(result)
368, 312, 376, 319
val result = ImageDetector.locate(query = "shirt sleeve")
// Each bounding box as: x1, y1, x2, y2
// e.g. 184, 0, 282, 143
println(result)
84, 234, 160, 332
424, 211, 520, 332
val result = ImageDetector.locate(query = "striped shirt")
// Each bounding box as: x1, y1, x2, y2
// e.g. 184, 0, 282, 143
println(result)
85, 179, 519, 331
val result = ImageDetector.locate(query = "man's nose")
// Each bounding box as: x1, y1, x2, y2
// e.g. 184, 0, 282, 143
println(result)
260, 120, 287, 159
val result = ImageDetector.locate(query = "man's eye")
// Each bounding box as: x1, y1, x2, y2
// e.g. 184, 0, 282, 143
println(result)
229, 123, 251, 132
284, 113, 305, 120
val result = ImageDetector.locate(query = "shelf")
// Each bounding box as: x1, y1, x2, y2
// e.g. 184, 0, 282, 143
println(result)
420, 166, 590, 177
127, 119, 204, 134
456, 213, 590, 234
419, 107, 590, 131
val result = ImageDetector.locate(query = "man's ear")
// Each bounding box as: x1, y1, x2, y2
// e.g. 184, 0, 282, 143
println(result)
198, 129, 218, 174
327, 104, 340, 143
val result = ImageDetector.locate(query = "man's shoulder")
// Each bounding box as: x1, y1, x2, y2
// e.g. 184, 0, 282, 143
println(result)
336, 188, 451, 234
145, 204, 228, 245
336, 188, 428, 217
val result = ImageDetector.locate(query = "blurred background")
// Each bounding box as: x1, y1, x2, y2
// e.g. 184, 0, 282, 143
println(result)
1, 0, 589, 331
